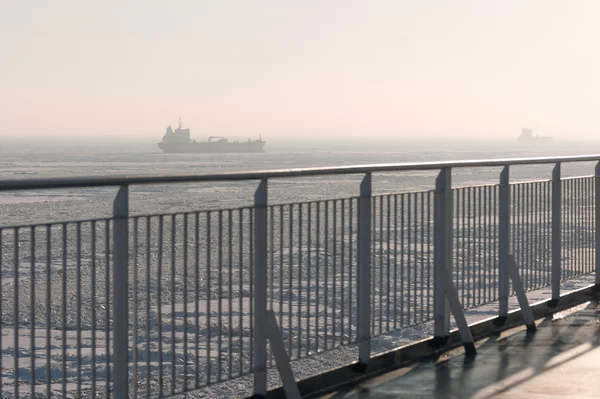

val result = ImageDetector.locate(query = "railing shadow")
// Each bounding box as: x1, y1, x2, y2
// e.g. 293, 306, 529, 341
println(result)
328, 298, 599, 398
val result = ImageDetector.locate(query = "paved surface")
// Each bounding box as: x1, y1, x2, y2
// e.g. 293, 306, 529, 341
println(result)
321, 298, 600, 398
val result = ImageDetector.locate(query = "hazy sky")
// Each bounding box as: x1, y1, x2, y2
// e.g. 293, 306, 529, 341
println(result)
1, 1, 599, 141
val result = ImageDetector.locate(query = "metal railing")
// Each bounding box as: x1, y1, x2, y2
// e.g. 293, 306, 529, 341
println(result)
1, 155, 599, 398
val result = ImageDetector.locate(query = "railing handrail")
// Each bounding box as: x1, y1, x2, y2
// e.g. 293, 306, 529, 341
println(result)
1, 154, 600, 192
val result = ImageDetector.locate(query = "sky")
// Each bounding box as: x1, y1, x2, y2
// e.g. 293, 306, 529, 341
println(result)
1, 1, 599, 141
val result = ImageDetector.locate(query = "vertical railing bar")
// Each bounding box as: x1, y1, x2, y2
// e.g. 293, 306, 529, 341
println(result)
146, 217, 152, 394
45, 225, 53, 396
528, 183, 533, 289
467, 187, 472, 308
157, 216, 164, 394
536, 182, 541, 286
184, 214, 190, 388
530, 183, 535, 287
268, 206, 274, 367
105, 219, 111, 397
547, 181, 551, 286
584, 177, 588, 273
491, 185, 495, 301
315, 202, 320, 350
461, 189, 466, 305
574, 179, 578, 276
76, 222, 82, 398
482, 186, 487, 304
132, 218, 138, 398
427, 191, 432, 320
460, 188, 465, 303
477, 186, 482, 306
217, 210, 223, 382
349, 198, 354, 341
490, 184, 494, 301
518, 182, 523, 292
562, 180, 567, 280
297, 202, 303, 357
523, 183, 529, 290
357, 173, 372, 366
228, 210, 234, 378
30, 226, 36, 398
387, 196, 391, 330
536, 182, 541, 287
341, 200, 346, 343
552, 163, 561, 302
520, 182, 526, 291
595, 162, 600, 284
0, 231, 3, 394
90, 221, 97, 398
400, 194, 405, 327
407, 193, 412, 324
249, 206, 254, 372
393, 194, 398, 329
494, 185, 499, 301
289, 203, 295, 356
113, 186, 129, 399
171, 214, 177, 392
279, 206, 284, 351
62, 224, 67, 397
323, 201, 328, 352
514, 183, 519, 298
13, 227, 20, 399
570, 179, 574, 279
486, 185, 491, 302
333, 200, 338, 345
371, 198, 376, 335
420, 193, 425, 322
589, 176, 593, 273
579, 178, 583, 275
589, 176, 593, 274
307, 202, 312, 354
413, 192, 418, 325
253, 179, 268, 396
270, 206, 275, 311
379, 196, 383, 334
239, 209, 244, 376
206, 212, 212, 384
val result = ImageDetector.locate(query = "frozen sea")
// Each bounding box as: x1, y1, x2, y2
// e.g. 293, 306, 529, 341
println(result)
0, 138, 598, 398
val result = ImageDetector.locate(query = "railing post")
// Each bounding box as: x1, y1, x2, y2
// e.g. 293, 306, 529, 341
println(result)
595, 162, 600, 287
498, 166, 510, 321
253, 178, 268, 397
551, 163, 561, 304
357, 173, 371, 368
434, 168, 452, 341
113, 185, 129, 399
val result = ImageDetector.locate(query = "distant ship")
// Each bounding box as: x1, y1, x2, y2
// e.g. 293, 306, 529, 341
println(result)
158, 119, 266, 153
518, 128, 552, 144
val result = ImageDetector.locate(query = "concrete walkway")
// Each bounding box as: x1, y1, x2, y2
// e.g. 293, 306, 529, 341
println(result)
321, 298, 600, 398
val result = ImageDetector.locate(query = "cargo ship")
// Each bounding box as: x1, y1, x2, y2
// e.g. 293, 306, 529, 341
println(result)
158, 119, 266, 153
518, 128, 552, 144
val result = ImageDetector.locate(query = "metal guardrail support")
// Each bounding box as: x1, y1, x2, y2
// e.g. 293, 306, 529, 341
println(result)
551, 163, 561, 304
357, 173, 372, 368
498, 166, 510, 322
508, 255, 536, 331
253, 179, 268, 397
113, 185, 129, 399
434, 168, 452, 341
265, 310, 301, 399
596, 162, 600, 287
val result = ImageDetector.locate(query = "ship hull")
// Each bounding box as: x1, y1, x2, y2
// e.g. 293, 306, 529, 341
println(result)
158, 140, 266, 153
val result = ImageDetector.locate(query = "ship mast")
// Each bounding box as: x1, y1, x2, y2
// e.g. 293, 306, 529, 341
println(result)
178, 117, 182, 129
